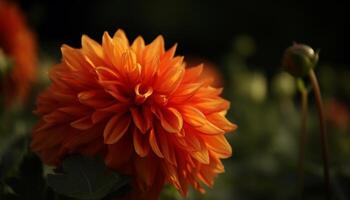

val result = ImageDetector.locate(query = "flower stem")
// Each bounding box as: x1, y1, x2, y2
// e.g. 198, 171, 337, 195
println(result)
298, 84, 308, 200
308, 69, 331, 199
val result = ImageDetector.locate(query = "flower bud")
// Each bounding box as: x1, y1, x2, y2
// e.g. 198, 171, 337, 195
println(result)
282, 43, 319, 77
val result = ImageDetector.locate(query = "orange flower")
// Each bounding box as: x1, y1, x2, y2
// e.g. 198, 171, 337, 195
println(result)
31, 29, 236, 199
0, 0, 37, 106
186, 57, 224, 87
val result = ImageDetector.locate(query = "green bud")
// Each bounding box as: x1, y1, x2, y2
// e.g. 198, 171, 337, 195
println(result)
282, 43, 319, 77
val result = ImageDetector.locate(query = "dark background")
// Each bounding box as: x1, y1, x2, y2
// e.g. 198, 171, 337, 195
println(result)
18, 0, 347, 70
2, 1, 349, 199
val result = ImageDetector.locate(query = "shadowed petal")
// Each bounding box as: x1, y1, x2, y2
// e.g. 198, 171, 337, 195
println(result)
149, 129, 164, 158
104, 113, 131, 144
133, 128, 150, 157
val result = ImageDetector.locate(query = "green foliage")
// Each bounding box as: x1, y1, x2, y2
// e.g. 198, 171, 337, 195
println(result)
3, 153, 47, 200
47, 155, 130, 200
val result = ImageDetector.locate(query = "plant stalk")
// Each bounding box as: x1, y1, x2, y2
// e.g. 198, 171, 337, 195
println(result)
298, 88, 308, 200
309, 69, 331, 199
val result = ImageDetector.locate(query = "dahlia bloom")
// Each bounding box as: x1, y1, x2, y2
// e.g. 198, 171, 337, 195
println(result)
31, 29, 236, 199
0, 0, 37, 105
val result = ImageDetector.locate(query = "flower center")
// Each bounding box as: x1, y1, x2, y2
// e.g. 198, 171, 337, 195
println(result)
134, 83, 153, 105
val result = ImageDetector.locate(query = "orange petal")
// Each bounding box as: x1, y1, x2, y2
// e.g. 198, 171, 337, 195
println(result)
131, 36, 145, 62
134, 83, 153, 105
143, 35, 165, 63
159, 107, 183, 133
195, 120, 225, 135
61, 45, 83, 70
158, 43, 177, 73
113, 29, 129, 47
170, 83, 203, 103
102, 31, 119, 67
103, 113, 131, 144
95, 66, 121, 82
192, 149, 210, 164
158, 129, 177, 166
91, 103, 127, 123
149, 129, 164, 158
207, 112, 237, 132
179, 105, 207, 127
130, 107, 147, 133
201, 134, 232, 158
63, 125, 101, 150
105, 135, 133, 169
161, 162, 181, 189
31, 125, 73, 151
160, 43, 177, 61
194, 98, 230, 114
143, 106, 153, 132
133, 128, 150, 157
121, 49, 140, 81
78, 90, 113, 108
155, 60, 185, 93
134, 154, 158, 190
58, 106, 90, 117
70, 115, 93, 130
81, 35, 104, 66
43, 110, 70, 124
91, 111, 110, 124
182, 64, 203, 83
184, 131, 202, 151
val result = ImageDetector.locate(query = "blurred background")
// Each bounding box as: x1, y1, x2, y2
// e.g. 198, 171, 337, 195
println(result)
1, 0, 349, 199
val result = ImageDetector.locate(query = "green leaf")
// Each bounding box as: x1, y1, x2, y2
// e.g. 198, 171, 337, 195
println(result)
47, 155, 130, 200
4, 153, 47, 200
0, 136, 27, 179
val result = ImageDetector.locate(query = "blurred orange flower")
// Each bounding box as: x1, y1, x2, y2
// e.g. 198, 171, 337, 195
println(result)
325, 99, 350, 132
0, 0, 37, 106
186, 57, 224, 87
31, 29, 236, 199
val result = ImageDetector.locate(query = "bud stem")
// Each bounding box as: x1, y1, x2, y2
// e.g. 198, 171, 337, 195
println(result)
298, 82, 308, 200
308, 69, 331, 199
